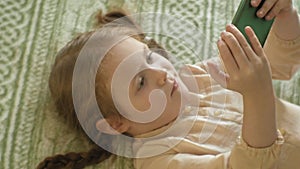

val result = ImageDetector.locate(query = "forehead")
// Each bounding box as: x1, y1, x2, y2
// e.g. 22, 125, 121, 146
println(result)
102, 37, 146, 81
110, 37, 145, 60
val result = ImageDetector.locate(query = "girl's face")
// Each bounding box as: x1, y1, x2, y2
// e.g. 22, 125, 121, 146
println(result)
104, 37, 189, 135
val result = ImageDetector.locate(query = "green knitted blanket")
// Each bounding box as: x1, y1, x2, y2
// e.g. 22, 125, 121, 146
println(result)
1, 0, 299, 168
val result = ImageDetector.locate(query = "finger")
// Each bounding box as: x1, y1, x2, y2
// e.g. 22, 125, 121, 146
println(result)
257, 0, 277, 18
245, 26, 264, 57
251, 0, 262, 7
207, 61, 228, 88
265, 0, 281, 20
217, 39, 239, 73
225, 24, 257, 62
221, 31, 249, 68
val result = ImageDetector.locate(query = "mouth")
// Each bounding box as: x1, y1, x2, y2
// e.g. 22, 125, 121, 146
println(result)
171, 79, 178, 96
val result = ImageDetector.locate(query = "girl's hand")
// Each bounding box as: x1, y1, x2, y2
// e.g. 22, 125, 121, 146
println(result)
208, 24, 273, 96
209, 24, 277, 148
251, 0, 293, 20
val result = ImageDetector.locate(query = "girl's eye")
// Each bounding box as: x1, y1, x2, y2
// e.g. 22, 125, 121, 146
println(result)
138, 76, 145, 90
146, 51, 153, 64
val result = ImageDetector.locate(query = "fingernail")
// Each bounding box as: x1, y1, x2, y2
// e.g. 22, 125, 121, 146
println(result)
221, 31, 226, 38
230, 24, 236, 29
251, 0, 257, 6
266, 15, 272, 20
258, 10, 264, 17
218, 39, 224, 46
225, 24, 233, 30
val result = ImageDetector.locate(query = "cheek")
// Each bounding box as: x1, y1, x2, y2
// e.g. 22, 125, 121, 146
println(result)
165, 90, 183, 116
130, 91, 151, 112
131, 89, 171, 114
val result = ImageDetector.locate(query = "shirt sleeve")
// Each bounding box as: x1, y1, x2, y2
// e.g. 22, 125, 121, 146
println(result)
134, 152, 231, 169
134, 131, 284, 169
229, 130, 284, 169
264, 29, 300, 80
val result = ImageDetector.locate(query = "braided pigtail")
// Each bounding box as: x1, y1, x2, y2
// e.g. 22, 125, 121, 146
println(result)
36, 146, 111, 169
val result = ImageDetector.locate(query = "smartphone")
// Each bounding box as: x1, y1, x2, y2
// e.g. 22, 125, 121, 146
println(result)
232, 0, 274, 46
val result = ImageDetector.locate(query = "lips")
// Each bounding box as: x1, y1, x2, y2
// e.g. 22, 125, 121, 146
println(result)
171, 79, 178, 96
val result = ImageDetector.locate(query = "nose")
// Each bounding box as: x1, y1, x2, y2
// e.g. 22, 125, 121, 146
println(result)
151, 68, 168, 86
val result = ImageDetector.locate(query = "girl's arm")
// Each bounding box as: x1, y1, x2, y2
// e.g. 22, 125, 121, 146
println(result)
259, 0, 300, 80
272, 7, 300, 40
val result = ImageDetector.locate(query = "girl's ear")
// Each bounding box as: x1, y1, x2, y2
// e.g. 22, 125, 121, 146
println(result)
96, 117, 129, 135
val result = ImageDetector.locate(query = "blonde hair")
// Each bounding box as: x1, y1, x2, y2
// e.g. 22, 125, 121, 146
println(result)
37, 9, 168, 169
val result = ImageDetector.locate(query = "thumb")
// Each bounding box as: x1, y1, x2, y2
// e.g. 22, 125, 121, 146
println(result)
207, 61, 228, 88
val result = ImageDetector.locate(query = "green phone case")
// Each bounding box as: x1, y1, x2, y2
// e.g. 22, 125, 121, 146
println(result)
232, 0, 274, 46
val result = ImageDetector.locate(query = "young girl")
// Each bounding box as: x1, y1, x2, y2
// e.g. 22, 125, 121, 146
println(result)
37, 0, 300, 168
